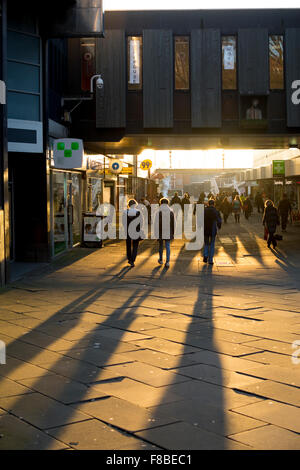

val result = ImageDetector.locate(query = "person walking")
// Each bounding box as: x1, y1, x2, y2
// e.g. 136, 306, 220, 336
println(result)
221, 196, 231, 223
122, 199, 142, 267
255, 192, 264, 213
243, 196, 253, 220
203, 199, 222, 265
278, 193, 292, 232
155, 197, 175, 268
262, 200, 280, 249
170, 192, 181, 206
232, 195, 242, 223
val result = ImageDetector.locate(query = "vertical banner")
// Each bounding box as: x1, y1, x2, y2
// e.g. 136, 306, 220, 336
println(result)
223, 44, 235, 70
129, 37, 140, 85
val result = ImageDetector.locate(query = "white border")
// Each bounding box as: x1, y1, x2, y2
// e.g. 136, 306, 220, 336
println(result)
8, 119, 43, 153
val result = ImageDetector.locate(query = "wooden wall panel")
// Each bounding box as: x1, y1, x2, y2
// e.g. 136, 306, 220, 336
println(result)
143, 30, 173, 128
238, 29, 269, 95
285, 29, 300, 127
96, 30, 126, 128
191, 29, 221, 128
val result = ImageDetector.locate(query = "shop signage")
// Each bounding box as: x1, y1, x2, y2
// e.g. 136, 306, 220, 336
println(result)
140, 159, 152, 170
121, 167, 133, 175
129, 38, 141, 85
53, 139, 84, 169
272, 160, 285, 176
109, 159, 123, 174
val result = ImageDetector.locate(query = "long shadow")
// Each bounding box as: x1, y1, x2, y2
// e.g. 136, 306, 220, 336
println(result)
141, 263, 227, 450
0, 245, 174, 448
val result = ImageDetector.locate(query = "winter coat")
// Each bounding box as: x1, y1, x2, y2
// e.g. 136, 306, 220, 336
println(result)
221, 200, 232, 216
204, 206, 222, 237
278, 199, 292, 215
263, 206, 280, 233
122, 208, 143, 240
154, 205, 175, 240
170, 195, 181, 206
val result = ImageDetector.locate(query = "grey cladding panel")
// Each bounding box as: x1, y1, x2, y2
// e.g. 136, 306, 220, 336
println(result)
143, 30, 173, 128
238, 29, 269, 95
191, 29, 221, 128
96, 30, 126, 128
286, 29, 300, 127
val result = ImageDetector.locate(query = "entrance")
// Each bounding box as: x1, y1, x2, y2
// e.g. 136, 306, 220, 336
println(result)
52, 171, 82, 256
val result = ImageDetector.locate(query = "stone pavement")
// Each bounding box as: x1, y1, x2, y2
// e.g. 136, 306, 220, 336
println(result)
0, 212, 300, 450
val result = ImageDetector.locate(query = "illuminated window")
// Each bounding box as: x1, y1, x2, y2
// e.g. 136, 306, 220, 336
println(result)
269, 35, 284, 90
175, 36, 189, 90
222, 36, 237, 90
127, 36, 142, 90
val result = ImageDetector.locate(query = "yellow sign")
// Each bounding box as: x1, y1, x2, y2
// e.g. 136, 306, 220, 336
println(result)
140, 159, 152, 170
121, 167, 133, 174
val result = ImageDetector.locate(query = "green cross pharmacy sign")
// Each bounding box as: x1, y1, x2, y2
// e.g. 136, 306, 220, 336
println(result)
272, 160, 285, 177
53, 138, 84, 169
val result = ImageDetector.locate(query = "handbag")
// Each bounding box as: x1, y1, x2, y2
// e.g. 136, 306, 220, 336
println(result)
264, 226, 268, 240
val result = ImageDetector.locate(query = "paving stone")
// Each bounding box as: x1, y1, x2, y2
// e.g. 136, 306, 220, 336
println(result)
104, 362, 188, 387
133, 338, 199, 355
148, 400, 265, 437
229, 424, 300, 450
244, 365, 300, 387
0, 377, 33, 398
242, 339, 293, 355
17, 374, 108, 404
0, 414, 67, 450
123, 349, 198, 370
62, 348, 134, 368
135, 421, 250, 450
7, 341, 64, 365
88, 377, 183, 408
46, 419, 156, 450
0, 393, 90, 429
185, 350, 262, 373
233, 400, 300, 433
0, 356, 49, 381
238, 380, 300, 407
76, 396, 179, 432
240, 351, 294, 366
174, 364, 264, 389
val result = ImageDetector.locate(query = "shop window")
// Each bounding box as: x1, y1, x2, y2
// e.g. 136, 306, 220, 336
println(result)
127, 36, 142, 90
222, 36, 237, 90
269, 35, 284, 90
174, 36, 189, 91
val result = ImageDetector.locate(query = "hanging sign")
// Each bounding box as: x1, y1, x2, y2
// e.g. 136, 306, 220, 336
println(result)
223, 45, 235, 70
272, 160, 285, 176
53, 139, 84, 169
140, 159, 152, 170
109, 159, 123, 174
129, 38, 140, 84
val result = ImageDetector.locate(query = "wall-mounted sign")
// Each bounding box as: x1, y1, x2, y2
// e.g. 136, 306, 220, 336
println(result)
121, 167, 133, 175
53, 138, 84, 169
273, 160, 285, 176
129, 37, 141, 85
109, 159, 123, 174
223, 45, 235, 70
140, 159, 152, 170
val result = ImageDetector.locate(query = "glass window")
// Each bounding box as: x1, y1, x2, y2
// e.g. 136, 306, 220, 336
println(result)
269, 35, 284, 90
222, 36, 237, 90
127, 36, 142, 90
7, 92, 40, 121
175, 36, 189, 90
8, 31, 40, 64
7, 62, 40, 93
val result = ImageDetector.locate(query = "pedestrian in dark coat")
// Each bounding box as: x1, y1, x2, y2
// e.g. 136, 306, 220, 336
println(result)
203, 199, 222, 265
278, 193, 292, 232
243, 197, 253, 220
122, 199, 142, 267
221, 197, 231, 223
262, 200, 280, 249
154, 198, 175, 268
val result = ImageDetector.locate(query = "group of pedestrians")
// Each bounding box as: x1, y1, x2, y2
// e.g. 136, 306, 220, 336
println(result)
123, 190, 293, 267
